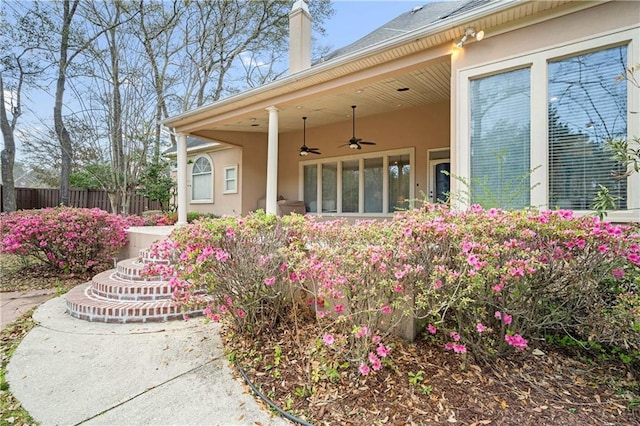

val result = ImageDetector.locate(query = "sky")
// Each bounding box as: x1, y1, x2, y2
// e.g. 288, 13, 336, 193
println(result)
5, 0, 429, 161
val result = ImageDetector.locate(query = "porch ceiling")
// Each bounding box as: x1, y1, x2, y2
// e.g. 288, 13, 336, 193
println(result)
193, 60, 452, 136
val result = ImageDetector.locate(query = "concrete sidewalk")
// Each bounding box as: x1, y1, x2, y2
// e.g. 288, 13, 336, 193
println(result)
0, 288, 57, 330
6, 296, 290, 426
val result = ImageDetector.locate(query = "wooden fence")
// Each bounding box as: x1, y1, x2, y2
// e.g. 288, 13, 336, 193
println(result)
0, 186, 161, 216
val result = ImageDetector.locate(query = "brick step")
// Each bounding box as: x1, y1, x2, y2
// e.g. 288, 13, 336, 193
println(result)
66, 282, 210, 323
138, 248, 174, 265
91, 270, 172, 301
114, 257, 163, 282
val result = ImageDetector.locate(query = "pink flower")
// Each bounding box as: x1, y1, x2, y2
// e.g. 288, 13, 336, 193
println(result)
432, 280, 442, 290
612, 268, 625, 279
376, 344, 390, 358
334, 304, 344, 313
359, 362, 371, 376
355, 325, 369, 339
492, 283, 504, 292
368, 352, 379, 364
476, 323, 486, 333
453, 344, 467, 354
494, 311, 502, 320
264, 276, 276, 286
427, 324, 437, 335
317, 310, 326, 318
215, 249, 229, 262
236, 309, 245, 318
381, 305, 392, 315
445, 343, 467, 354
502, 313, 513, 325
449, 331, 460, 342
322, 333, 335, 345
372, 335, 382, 344
505, 333, 528, 350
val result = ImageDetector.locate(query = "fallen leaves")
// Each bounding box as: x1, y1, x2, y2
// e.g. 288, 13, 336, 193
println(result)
221, 320, 639, 425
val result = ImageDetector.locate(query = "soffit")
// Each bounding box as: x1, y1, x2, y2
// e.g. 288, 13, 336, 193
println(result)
166, 0, 586, 136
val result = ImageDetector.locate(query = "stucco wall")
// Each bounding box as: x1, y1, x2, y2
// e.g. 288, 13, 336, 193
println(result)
186, 147, 242, 216
195, 130, 269, 215
276, 103, 451, 204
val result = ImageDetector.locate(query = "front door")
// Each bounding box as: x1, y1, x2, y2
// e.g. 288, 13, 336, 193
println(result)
429, 159, 450, 204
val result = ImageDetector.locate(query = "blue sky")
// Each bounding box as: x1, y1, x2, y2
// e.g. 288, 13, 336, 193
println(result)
322, 0, 425, 49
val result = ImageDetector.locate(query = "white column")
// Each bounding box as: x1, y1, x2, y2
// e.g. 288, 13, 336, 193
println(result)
177, 133, 188, 225
265, 106, 279, 215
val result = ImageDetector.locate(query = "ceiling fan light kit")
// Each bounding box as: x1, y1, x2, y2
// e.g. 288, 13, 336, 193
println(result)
299, 116, 321, 156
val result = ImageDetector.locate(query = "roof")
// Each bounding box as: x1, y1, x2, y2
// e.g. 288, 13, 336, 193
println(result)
162, 136, 220, 155
322, 1, 468, 62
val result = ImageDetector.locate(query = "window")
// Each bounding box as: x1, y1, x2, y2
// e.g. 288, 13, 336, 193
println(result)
470, 68, 531, 209
458, 29, 637, 220
322, 162, 337, 212
364, 158, 383, 213
303, 164, 318, 212
223, 165, 238, 194
191, 156, 213, 202
389, 154, 411, 211
300, 149, 414, 215
342, 160, 359, 213
548, 46, 627, 210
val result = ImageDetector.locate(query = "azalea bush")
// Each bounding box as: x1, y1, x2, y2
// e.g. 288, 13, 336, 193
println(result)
163, 204, 638, 377
0, 207, 133, 273
284, 218, 410, 377
394, 204, 640, 363
156, 211, 301, 333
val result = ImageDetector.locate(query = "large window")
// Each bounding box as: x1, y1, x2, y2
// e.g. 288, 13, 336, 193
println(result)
459, 30, 636, 220
191, 156, 213, 202
300, 149, 414, 215
470, 68, 531, 209
548, 46, 628, 210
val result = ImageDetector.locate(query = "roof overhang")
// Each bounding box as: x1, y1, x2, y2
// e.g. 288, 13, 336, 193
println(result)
162, 0, 591, 137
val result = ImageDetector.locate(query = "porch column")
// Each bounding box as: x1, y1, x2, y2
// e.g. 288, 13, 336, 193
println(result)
176, 133, 188, 226
265, 106, 279, 215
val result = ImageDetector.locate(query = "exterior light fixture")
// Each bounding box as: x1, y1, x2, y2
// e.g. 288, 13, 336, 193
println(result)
456, 27, 484, 48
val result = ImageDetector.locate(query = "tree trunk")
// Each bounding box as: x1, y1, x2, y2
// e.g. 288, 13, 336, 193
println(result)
54, 0, 78, 207
0, 72, 17, 213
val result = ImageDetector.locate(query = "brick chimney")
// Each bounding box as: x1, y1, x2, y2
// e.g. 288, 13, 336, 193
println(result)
289, 0, 311, 74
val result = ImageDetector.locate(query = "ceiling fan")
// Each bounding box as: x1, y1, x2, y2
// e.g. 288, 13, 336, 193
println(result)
340, 105, 376, 150
299, 116, 321, 156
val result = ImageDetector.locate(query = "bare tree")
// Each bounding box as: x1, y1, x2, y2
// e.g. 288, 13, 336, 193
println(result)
0, 1, 52, 212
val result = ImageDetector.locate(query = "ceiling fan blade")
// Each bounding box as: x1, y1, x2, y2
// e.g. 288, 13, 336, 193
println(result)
310, 150, 321, 155
359, 141, 376, 145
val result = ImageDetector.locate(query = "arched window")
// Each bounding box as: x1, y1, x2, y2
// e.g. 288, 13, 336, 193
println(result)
191, 156, 213, 202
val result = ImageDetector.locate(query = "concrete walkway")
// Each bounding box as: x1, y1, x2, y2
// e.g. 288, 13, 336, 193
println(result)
6, 296, 290, 426
0, 288, 57, 329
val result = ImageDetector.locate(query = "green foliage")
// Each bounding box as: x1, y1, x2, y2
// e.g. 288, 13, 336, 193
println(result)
136, 161, 176, 212
445, 150, 541, 210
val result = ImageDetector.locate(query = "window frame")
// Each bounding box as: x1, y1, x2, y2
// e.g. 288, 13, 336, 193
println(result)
190, 155, 214, 204
223, 164, 238, 194
456, 28, 638, 221
298, 148, 415, 216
